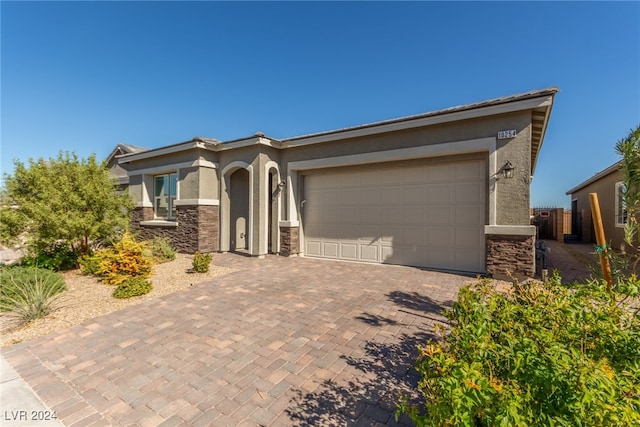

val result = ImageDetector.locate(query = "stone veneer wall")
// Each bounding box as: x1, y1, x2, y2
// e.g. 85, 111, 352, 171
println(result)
131, 206, 154, 223
130, 205, 218, 253
486, 234, 535, 278
279, 226, 299, 256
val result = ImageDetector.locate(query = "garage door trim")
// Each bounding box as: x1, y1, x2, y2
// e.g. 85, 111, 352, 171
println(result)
302, 159, 487, 273
283, 136, 497, 231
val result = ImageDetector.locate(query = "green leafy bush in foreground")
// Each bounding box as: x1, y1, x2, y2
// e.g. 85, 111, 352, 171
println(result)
147, 237, 176, 264
19, 242, 80, 271
0, 266, 66, 326
192, 252, 212, 273
78, 252, 103, 276
398, 271, 640, 426
113, 276, 152, 299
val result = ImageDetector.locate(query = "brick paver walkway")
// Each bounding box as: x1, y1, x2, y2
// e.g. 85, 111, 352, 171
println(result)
542, 240, 600, 283
2, 254, 473, 426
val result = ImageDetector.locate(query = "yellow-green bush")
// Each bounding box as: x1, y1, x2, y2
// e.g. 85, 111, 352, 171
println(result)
192, 252, 212, 273
113, 276, 152, 299
87, 232, 153, 286
79, 250, 110, 276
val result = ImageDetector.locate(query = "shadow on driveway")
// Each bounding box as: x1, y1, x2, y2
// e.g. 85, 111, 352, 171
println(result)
2, 254, 470, 426
286, 291, 452, 426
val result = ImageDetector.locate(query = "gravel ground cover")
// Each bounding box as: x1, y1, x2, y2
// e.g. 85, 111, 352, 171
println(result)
1, 254, 236, 347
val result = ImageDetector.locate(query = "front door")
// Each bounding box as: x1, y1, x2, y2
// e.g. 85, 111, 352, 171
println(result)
229, 168, 249, 251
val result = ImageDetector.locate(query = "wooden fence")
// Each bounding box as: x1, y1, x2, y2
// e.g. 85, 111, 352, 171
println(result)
531, 207, 572, 240
564, 211, 572, 235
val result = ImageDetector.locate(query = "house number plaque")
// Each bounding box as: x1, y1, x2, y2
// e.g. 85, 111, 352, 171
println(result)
497, 129, 517, 139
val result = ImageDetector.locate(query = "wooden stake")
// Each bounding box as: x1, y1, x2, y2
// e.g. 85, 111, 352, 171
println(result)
589, 193, 613, 291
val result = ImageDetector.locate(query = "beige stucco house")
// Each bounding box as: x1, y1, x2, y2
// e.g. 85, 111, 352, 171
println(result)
107, 143, 149, 189
116, 87, 558, 277
566, 161, 627, 251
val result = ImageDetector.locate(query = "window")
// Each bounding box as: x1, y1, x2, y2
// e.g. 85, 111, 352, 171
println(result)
615, 181, 627, 227
154, 173, 177, 219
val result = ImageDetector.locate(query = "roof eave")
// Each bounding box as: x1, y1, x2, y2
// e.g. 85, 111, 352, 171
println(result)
118, 138, 220, 164
530, 95, 556, 175
107, 143, 150, 163
217, 135, 283, 151
282, 90, 558, 149
566, 161, 622, 195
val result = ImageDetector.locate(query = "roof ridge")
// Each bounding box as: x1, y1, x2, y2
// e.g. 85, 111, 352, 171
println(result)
284, 87, 559, 142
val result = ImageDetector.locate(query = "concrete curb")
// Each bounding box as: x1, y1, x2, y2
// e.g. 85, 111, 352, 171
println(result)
0, 354, 62, 427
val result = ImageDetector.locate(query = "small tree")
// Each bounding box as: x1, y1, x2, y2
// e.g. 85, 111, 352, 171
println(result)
0, 151, 134, 260
615, 124, 640, 271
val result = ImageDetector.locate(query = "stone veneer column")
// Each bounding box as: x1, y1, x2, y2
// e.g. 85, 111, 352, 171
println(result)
485, 226, 536, 279
196, 205, 219, 253
130, 205, 219, 254
279, 226, 299, 256
174, 205, 219, 253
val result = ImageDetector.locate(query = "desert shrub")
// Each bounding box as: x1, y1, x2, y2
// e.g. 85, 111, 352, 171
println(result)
0, 266, 66, 326
113, 276, 152, 299
78, 248, 117, 276
192, 252, 212, 273
397, 272, 640, 426
19, 242, 79, 271
148, 237, 176, 263
78, 253, 101, 276
91, 232, 153, 286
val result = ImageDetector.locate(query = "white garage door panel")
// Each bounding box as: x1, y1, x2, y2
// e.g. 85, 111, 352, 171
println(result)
360, 245, 378, 261
341, 243, 358, 259
307, 241, 322, 256
457, 206, 483, 225
303, 159, 486, 273
323, 242, 338, 257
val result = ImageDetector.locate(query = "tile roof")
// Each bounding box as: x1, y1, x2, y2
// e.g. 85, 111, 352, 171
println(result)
285, 87, 559, 141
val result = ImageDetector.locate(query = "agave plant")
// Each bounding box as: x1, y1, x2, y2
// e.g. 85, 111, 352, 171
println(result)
0, 266, 66, 328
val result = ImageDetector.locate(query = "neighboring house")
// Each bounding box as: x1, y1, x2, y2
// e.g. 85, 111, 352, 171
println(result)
117, 87, 558, 278
107, 143, 149, 190
566, 160, 627, 251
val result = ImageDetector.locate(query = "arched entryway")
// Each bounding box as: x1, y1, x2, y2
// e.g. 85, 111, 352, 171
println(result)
220, 162, 253, 254
229, 168, 249, 251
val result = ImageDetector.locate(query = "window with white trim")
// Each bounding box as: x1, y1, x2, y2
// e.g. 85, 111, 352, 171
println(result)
615, 181, 627, 227
154, 173, 177, 219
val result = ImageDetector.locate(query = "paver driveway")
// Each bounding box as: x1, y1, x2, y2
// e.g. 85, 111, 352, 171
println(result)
2, 254, 473, 426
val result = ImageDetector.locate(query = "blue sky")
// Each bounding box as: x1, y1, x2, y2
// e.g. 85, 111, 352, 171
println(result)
1, 1, 639, 208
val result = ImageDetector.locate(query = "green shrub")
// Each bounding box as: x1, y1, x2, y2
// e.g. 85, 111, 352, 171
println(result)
78, 248, 117, 276
147, 237, 176, 263
192, 252, 212, 273
397, 272, 640, 426
0, 266, 66, 326
78, 253, 101, 276
113, 276, 152, 299
93, 232, 153, 286
20, 242, 79, 271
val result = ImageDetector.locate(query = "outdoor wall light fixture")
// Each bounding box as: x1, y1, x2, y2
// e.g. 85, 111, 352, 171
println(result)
502, 161, 515, 179
278, 179, 286, 188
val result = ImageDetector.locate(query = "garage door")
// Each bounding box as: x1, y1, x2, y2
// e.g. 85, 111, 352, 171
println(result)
302, 159, 486, 273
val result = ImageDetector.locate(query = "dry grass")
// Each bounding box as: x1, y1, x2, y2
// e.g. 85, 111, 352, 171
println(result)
0, 254, 236, 347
